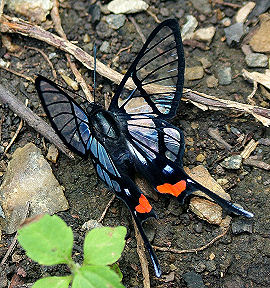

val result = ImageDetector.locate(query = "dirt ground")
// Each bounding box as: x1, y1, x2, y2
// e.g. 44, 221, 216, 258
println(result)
0, 0, 270, 287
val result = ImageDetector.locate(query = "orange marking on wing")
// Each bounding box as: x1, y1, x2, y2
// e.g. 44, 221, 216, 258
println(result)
156, 180, 186, 197
135, 194, 152, 213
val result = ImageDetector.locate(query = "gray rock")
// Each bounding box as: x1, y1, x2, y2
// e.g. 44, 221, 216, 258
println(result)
0, 143, 69, 234
100, 41, 110, 53
224, 23, 245, 46
220, 155, 242, 169
105, 14, 126, 30
182, 271, 206, 288
232, 219, 253, 234
217, 66, 232, 85
107, 0, 148, 14
190, 0, 211, 15
245, 53, 268, 67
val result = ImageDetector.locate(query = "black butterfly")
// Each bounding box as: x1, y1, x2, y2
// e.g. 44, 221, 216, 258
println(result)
35, 19, 253, 277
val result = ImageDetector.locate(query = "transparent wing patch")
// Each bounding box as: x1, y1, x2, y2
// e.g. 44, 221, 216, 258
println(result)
126, 115, 185, 165
109, 19, 185, 119
36, 76, 92, 156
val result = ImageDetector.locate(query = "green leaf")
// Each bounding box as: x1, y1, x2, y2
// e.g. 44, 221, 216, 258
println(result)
83, 226, 126, 266
18, 214, 73, 265
33, 276, 72, 288
72, 265, 124, 288
110, 263, 123, 281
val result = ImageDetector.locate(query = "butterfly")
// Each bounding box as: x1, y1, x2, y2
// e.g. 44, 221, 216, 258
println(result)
35, 19, 253, 278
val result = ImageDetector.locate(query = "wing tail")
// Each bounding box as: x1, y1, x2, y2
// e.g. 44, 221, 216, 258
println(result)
185, 179, 254, 218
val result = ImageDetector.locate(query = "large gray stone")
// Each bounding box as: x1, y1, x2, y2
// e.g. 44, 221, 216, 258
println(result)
0, 143, 69, 233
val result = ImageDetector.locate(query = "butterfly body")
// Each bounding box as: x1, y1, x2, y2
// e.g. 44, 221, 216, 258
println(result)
36, 19, 253, 278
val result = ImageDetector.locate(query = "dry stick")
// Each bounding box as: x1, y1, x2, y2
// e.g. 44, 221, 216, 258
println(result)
0, 84, 74, 159
0, 0, 5, 19
153, 227, 229, 254
0, 202, 30, 266
128, 16, 146, 43
51, 0, 93, 102
1, 15, 270, 127
208, 127, 232, 150
0, 114, 4, 142
1, 66, 34, 83
132, 218, 151, 288
26, 46, 57, 80
146, 9, 161, 24
97, 194, 116, 223
4, 100, 27, 154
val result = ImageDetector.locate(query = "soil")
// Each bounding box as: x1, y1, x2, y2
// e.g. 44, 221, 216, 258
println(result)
0, 1, 270, 287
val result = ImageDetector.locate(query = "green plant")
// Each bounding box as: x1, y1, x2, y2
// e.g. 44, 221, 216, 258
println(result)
17, 214, 126, 288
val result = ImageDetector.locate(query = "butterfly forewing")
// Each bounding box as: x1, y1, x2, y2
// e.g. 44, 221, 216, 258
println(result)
109, 19, 185, 119
36, 76, 92, 156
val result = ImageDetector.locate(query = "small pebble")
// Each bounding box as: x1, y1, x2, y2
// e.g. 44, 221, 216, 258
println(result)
221, 17, 231, 27
194, 262, 206, 273
100, 41, 110, 53
194, 222, 203, 233
199, 57, 212, 69
206, 75, 218, 88
217, 178, 229, 185
196, 153, 205, 162
46, 144, 59, 163
107, 0, 148, 14
105, 14, 126, 30
181, 15, 198, 40
232, 219, 253, 234
217, 66, 232, 85
185, 66, 204, 81
81, 219, 103, 231
83, 34, 91, 43
182, 271, 206, 288
220, 155, 242, 169
245, 53, 268, 67
193, 26, 216, 43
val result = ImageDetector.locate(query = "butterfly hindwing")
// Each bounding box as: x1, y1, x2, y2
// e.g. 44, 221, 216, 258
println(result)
109, 19, 185, 119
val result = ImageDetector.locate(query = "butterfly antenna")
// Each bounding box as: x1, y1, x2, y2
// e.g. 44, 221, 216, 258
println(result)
93, 43, 97, 103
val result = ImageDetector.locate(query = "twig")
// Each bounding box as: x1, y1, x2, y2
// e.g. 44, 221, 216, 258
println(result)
0, 114, 4, 142
1, 15, 270, 127
208, 128, 232, 150
97, 194, 116, 223
212, 0, 242, 9
247, 80, 257, 105
146, 10, 161, 24
128, 16, 146, 43
153, 227, 229, 254
51, 0, 93, 102
243, 158, 270, 170
26, 46, 57, 80
0, 202, 30, 266
116, 44, 133, 56
132, 218, 150, 288
0, 83, 74, 158
0, 66, 34, 83
4, 99, 27, 154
